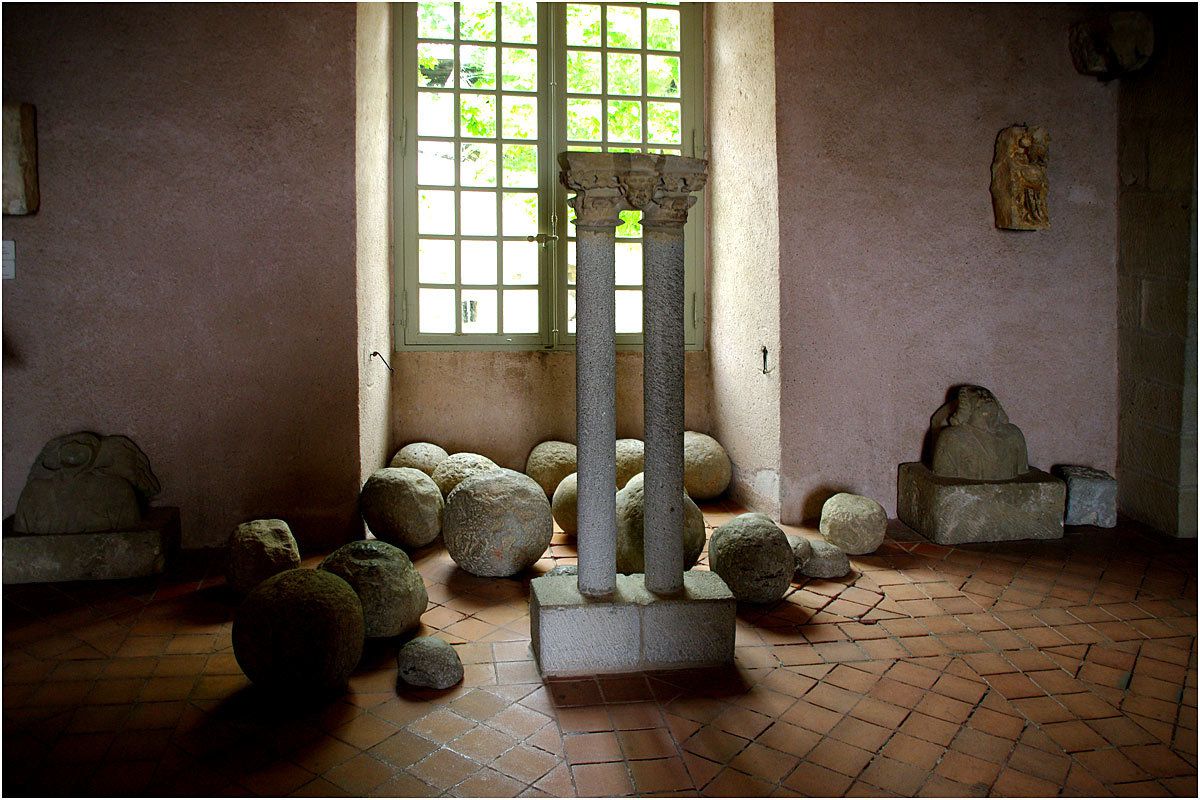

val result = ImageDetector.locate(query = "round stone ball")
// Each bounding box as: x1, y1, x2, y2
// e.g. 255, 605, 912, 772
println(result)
359, 467, 444, 550
232, 569, 364, 693
615, 473, 706, 574
443, 468, 553, 577
819, 493, 887, 555
319, 540, 428, 638
708, 513, 794, 604
787, 534, 814, 573
525, 441, 578, 497
397, 636, 463, 690
225, 518, 301, 596
551, 472, 578, 534
431, 452, 499, 497
799, 539, 851, 579
615, 439, 645, 489
683, 431, 733, 500
389, 442, 449, 477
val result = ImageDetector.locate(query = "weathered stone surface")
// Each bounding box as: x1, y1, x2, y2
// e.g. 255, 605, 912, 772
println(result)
1070, 11, 1154, 80
444, 468, 553, 577
930, 386, 1030, 480
232, 569, 364, 692
683, 431, 733, 500
3, 102, 38, 215
389, 442, 449, 476
359, 467, 443, 550
991, 126, 1050, 231
226, 519, 301, 596
13, 432, 161, 535
898, 462, 1066, 544
615, 439, 645, 489
319, 540, 428, 638
1054, 465, 1118, 528
819, 493, 887, 555
551, 472, 578, 534
547, 564, 578, 577
526, 441, 578, 497
614, 473, 706, 574
397, 636, 463, 689
787, 534, 814, 572
708, 513, 794, 603
431, 453, 498, 497
799, 539, 851, 579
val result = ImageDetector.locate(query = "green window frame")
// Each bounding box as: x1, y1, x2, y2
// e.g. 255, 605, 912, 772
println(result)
393, 1, 705, 351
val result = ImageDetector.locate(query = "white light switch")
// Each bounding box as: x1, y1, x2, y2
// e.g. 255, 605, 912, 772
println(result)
2, 240, 14, 279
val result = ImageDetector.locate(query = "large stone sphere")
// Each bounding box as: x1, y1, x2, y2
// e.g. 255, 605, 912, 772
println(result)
389, 442, 449, 477
232, 569, 364, 692
431, 453, 499, 496
443, 468, 553, 577
319, 540, 428, 638
819, 493, 887, 555
683, 431, 733, 500
359, 467, 443, 550
615, 439, 645, 489
799, 539, 851, 579
526, 441, 577, 497
551, 472, 578, 534
225, 518, 301, 596
615, 473, 706, 574
397, 637, 463, 690
708, 513, 794, 604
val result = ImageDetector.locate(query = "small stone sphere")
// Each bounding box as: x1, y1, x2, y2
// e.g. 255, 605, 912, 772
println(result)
615, 473, 706, 574
551, 472, 578, 534
683, 431, 733, 500
319, 540, 428, 638
225, 518, 301, 596
431, 453, 499, 496
787, 534, 814, 573
615, 439, 645, 489
708, 513, 794, 604
819, 493, 887, 555
359, 467, 444, 550
799, 539, 851, 579
397, 636, 463, 690
232, 569, 364, 692
443, 468, 553, 577
525, 441, 578, 497
389, 442, 449, 477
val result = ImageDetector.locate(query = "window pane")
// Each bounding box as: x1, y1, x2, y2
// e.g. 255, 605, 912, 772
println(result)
503, 290, 539, 333
418, 141, 456, 186
646, 54, 679, 97
461, 142, 497, 186
501, 1, 537, 44
502, 96, 537, 139
566, 51, 601, 94
567, 98, 602, 141
606, 52, 641, 96
418, 92, 454, 136
503, 241, 538, 284
461, 191, 497, 235
461, 240, 497, 284
502, 144, 537, 187
460, 45, 496, 89
419, 288, 456, 332
567, 288, 576, 333
615, 242, 642, 285
646, 7, 680, 50
419, 239, 455, 284
460, 94, 497, 138
502, 48, 537, 92
615, 289, 642, 333
418, 1, 454, 39
418, 43, 454, 88
566, 240, 577, 284
459, 0, 496, 41
461, 289, 497, 332
502, 192, 538, 236
616, 209, 641, 238
419, 190, 455, 234
607, 6, 641, 49
607, 100, 642, 143
567, 4, 601, 47
647, 102, 681, 145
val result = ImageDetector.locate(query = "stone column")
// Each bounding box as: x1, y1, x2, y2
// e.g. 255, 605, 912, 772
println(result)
560, 153, 627, 598
641, 156, 708, 596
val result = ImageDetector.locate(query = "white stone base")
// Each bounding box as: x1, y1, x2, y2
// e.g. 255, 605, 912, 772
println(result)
529, 570, 736, 677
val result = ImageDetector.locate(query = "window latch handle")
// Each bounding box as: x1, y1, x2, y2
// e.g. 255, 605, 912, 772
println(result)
527, 233, 559, 247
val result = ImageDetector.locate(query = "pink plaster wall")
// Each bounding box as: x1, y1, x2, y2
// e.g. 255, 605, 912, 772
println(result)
2, 4, 362, 549
774, 4, 1120, 522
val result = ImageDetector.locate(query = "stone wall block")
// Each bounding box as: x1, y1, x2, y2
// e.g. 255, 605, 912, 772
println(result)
1118, 274, 1142, 327
1119, 192, 1192, 277
1177, 489, 1198, 537
1118, 469, 1179, 533
1126, 378, 1183, 428
1120, 421, 1182, 482
1118, 329, 1186, 387
1140, 278, 1191, 335
1147, 123, 1198, 192
1179, 433, 1197, 485
1117, 121, 1149, 187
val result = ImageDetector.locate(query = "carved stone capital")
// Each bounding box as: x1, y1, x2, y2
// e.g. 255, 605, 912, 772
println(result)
618, 154, 659, 210
559, 152, 628, 230
643, 155, 708, 229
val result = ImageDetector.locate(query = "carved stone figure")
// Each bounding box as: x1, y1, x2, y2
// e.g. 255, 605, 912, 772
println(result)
991, 126, 1050, 231
930, 386, 1029, 481
13, 432, 160, 534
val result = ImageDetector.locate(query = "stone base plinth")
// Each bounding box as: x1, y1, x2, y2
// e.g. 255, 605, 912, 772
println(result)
897, 463, 1065, 545
1053, 465, 1118, 527
530, 570, 735, 677
3, 507, 180, 584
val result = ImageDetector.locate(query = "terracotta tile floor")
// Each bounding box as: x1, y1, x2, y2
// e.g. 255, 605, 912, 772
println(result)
3, 501, 1197, 797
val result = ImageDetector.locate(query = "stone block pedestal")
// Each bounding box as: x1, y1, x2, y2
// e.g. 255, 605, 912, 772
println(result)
530, 570, 735, 677
897, 463, 1065, 545
3, 507, 179, 584
1053, 465, 1118, 527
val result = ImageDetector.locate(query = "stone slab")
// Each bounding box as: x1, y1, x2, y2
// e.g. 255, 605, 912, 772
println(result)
897, 463, 1065, 545
3, 507, 179, 584
1053, 465, 1118, 527
530, 570, 735, 676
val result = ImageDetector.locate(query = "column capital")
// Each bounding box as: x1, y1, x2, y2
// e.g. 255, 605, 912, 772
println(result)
559, 152, 628, 230
643, 155, 709, 229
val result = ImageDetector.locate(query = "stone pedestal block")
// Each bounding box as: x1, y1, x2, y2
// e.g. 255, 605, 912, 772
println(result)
3, 507, 180, 584
1053, 465, 1118, 528
530, 570, 735, 676
897, 463, 1064, 545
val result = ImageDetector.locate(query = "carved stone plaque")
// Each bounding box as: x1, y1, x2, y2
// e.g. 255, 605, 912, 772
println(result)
2, 103, 39, 216
991, 125, 1049, 231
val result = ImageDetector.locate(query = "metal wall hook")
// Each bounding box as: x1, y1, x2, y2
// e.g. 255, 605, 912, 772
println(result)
370, 351, 393, 373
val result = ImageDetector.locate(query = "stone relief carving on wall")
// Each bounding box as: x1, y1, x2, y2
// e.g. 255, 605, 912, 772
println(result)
991, 125, 1050, 231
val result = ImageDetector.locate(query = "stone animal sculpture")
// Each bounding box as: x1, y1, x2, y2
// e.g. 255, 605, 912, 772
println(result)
929, 386, 1029, 481
14, 432, 161, 535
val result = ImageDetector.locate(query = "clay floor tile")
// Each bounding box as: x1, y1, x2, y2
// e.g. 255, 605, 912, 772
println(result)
781, 760, 855, 796
932, 673, 988, 704
1074, 747, 1150, 785
571, 760, 633, 797
949, 726, 1013, 763
1120, 743, 1195, 777
408, 708, 476, 744
323, 752, 397, 794
372, 696, 437, 728
369, 729, 439, 769
804, 681, 860, 714
806, 736, 874, 778
759, 666, 819, 697
704, 766, 775, 797
1012, 695, 1075, 724
936, 748, 1002, 786
869, 675, 926, 707
628, 756, 693, 793
138, 675, 197, 702
554, 704, 613, 734
683, 725, 749, 763
492, 743, 559, 784
667, 695, 729, 724
489, 703, 552, 740
452, 766, 525, 797
779, 697, 843, 733
881, 732, 945, 769
564, 731, 623, 764
618, 727, 678, 760
859, 755, 930, 795
829, 714, 892, 751
726, 741, 799, 783
914, 691, 974, 724
546, 678, 604, 707
1042, 719, 1112, 752
599, 675, 654, 703
985, 672, 1046, 700
450, 688, 509, 722
751, 719, 819, 759
1086, 716, 1160, 747
365, 771, 438, 797
899, 711, 960, 746
711, 704, 773, 739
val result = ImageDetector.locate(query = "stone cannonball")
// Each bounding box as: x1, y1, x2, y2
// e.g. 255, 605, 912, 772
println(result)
799, 539, 851, 579
525, 441, 578, 497
319, 540, 428, 638
443, 468, 553, 577
432, 452, 499, 496
232, 569, 364, 692
819, 492, 887, 555
683, 431, 733, 500
615, 439, 645, 489
389, 442, 449, 477
397, 636, 463, 690
225, 518, 301, 596
615, 473, 706, 574
708, 513, 794, 604
551, 472, 578, 534
787, 534, 814, 573
359, 467, 444, 550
